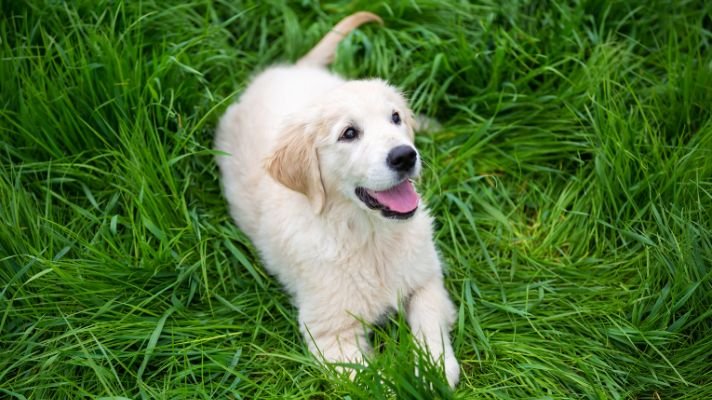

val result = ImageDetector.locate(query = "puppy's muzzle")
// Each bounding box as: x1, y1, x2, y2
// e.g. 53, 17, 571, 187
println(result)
387, 145, 417, 174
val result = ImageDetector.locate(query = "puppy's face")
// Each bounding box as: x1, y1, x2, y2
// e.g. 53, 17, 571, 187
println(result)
317, 80, 421, 219
267, 80, 421, 219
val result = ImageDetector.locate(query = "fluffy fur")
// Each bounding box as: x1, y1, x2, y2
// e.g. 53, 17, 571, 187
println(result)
215, 12, 459, 387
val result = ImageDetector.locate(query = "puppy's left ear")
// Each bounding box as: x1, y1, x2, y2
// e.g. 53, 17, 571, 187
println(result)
265, 122, 326, 214
412, 112, 442, 135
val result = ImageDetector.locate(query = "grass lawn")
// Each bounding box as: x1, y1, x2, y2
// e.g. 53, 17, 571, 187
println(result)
2, 0, 711, 398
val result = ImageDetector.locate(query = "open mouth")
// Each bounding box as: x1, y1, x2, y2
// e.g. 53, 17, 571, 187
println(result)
355, 179, 419, 219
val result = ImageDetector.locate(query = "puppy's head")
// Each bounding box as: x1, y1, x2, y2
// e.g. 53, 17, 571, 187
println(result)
266, 79, 420, 220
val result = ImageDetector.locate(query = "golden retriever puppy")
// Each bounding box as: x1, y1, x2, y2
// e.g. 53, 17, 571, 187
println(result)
215, 12, 459, 387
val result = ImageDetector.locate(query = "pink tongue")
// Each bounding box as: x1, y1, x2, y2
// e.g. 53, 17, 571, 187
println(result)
367, 180, 419, 213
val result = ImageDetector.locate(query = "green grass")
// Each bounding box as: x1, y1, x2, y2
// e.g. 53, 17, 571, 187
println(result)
1, 0, 711, 398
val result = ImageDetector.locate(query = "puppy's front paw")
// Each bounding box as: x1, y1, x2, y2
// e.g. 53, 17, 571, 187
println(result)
317, 339, 370, 380
444, 354, 460, 388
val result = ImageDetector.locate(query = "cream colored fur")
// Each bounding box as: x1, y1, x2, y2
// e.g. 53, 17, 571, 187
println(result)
215, 12, 459, 387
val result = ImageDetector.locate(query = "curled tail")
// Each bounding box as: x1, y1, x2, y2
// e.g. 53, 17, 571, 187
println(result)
297, 11, 382, 67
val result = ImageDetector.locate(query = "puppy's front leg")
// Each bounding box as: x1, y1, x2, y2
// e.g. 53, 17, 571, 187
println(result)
299, 303, 371, 375
407, 277, 460, 387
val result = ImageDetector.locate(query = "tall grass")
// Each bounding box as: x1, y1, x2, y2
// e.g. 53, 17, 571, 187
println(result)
1, 1, 710, 398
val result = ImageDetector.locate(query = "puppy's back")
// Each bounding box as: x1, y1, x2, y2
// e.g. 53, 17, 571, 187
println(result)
215, 65, 342, 235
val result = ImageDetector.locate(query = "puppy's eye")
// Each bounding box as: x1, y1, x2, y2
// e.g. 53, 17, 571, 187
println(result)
339, 126, 359, 141
391, 111, 401, 125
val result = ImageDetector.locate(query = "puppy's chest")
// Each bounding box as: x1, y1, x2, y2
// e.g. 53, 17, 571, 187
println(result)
333, 232, 429, 304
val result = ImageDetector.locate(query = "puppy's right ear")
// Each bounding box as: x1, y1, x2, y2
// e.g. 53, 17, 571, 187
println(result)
265, 122, 326, 214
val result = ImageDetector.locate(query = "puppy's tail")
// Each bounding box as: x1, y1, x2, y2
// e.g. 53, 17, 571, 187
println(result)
297, 11, 382, 67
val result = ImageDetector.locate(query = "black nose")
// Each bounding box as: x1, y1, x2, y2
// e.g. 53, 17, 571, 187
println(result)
387, 145, 417, 173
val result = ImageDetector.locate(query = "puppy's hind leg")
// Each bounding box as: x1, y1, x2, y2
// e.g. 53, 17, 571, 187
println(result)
407, 277, 460, 388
